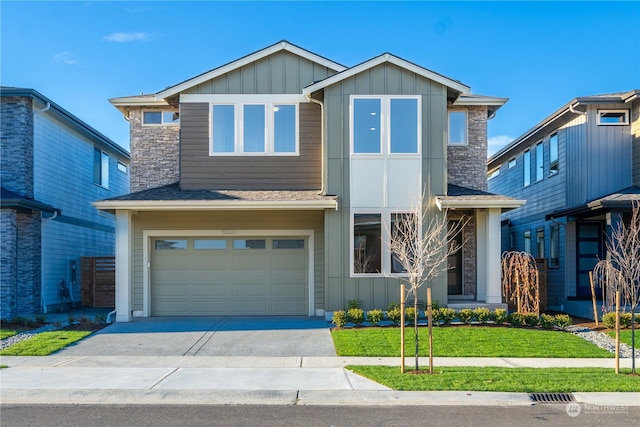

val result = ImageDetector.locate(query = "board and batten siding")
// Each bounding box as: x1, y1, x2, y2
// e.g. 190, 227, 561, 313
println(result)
33, 112, 129, 308
179, 102, 322, 190
130, 210, 324, 313
631, 100, 640, 187
322, 62, 449, 311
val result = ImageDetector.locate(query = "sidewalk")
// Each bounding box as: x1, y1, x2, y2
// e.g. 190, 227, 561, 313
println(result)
1, 355, 638, 406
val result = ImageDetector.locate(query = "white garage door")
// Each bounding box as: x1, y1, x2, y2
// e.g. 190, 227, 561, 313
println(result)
150, 236, 308, 316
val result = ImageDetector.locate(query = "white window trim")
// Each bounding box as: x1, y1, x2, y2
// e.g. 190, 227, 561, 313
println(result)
448, 109, 468, 146
117, 160, 129, 174
350, 209, 413, 278
508, 157, 516, 168
204, 95, 302, 156
535, 141, 544, 182
597, 109, 629, 126
94, 148, 109, 189
350, 95, 422, 157
142, 110, 180, 126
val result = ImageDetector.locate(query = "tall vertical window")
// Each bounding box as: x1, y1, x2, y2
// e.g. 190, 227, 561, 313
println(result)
353, 98, 381, 153
243, 104, 266, 153
93, 148, 109, 188
524, 230, 532, 254
536, 227, 545, 258
353, 213, 382, 274
273, 104, 296, 153
390, 99, 418, 153
550, 224, 559, 267
549, 133, 558, 176
212, 105, 235, 153
523, 149, 531, 187
536, 142, 544, 182
448, 110, 467, 145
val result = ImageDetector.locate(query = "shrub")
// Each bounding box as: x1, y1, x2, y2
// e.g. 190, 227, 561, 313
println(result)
620, 313, 632, 328
474, 307, 491, 324
35, 314, 47, 325
347, 299, 362, 310
524, 313, 539, 327
387, 302, 399, 312
347, 308, 365, 326
508, 312, 525, 327
94, 313, 107, 325
602, 312, 617, 329
386, 307, 403, 325
67, 314, 76, 324
431, 300, 441, 311
492, 308, 507, 325
366, 309, 383, 325
554, 314, 573, 329
540, 313, 555, 329
78, 315, 93, 329
457, 308, 474, 324
439, 308, 456, 324
331, 310, 347, 328
405, 307, 417, 323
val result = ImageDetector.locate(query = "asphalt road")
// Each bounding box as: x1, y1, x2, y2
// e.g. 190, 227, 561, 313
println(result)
2, 404, 639, 427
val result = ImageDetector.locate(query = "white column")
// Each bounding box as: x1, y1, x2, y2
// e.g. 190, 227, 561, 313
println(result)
485, 208, 503, 303
476, 210, 487, 302
115, 210, 132, 322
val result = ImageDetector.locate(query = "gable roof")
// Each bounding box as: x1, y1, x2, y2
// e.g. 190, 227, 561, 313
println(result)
435, 184, 525, 211
303, 52, 470, 95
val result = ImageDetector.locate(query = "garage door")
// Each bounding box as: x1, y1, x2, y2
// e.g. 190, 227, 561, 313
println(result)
151, 237, 308, 316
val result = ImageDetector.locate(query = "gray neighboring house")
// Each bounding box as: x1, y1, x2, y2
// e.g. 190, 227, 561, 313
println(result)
1, 87, 130, 318
97, 41, 522, 322
488, 90, 640, 319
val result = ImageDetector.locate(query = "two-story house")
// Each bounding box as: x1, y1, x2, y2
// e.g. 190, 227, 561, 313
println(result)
1, 87, 130, 318
488, 90, 640, 319
98, 41, 522, 322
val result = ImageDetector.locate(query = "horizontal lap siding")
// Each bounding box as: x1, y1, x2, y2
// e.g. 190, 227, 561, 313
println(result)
180, 102, 321, 190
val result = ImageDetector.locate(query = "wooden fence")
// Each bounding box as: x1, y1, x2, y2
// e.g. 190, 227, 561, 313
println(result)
81, 257, 115, 307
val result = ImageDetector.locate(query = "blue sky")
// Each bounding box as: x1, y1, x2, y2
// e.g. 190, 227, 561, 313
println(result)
2, 1, 639, 154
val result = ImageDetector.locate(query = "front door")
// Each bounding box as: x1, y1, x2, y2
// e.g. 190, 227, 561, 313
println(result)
447, 221, 463, 295
576, 221, 604, 298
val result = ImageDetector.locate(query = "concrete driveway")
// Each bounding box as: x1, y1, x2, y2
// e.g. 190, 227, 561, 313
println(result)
55, 316, 337, 357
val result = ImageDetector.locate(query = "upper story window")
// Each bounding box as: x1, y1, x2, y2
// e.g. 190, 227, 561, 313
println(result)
143, 110, 179, 126
549, 132, 558, 176
523, 149, 531, 187
508, 157, 516, 168
211, 101, 298, 155
352, 96, 420, 155
488, 167, 500, 180
448, 110, 467, 145
535, 142, 544, 182
117, 160, 128, 174
93, 148, 109, 189
597, 110, 629, 125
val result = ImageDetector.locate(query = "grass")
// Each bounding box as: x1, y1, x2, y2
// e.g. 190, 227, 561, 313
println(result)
0, 329, 20, 340
331, 326, 613, 358
0, 330, 92, 356
347, 366, 640, 392
607, 330, 640, 349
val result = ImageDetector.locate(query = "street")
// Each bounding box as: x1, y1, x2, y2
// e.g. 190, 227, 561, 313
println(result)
2, 404, 638, 427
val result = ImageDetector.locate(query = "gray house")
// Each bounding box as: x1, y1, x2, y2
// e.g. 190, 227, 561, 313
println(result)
1, 87, 130, 318
488, 90, 640, 319
98, 41, 522, 322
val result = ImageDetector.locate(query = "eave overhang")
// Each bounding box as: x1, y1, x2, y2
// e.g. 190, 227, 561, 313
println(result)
435, 197, 526, 211
93, 199, 338, 214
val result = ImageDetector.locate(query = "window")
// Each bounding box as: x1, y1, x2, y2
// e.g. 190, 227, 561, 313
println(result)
194, 239, 226, 250
155, 239, 187, 250
390, 213, 416, 274
211, 101, 298, 155
93, 148, 109, 188
536, 227, 545, 258
448, 110, 467, 145
550, 224, 559, 267
523, 149, 531, 187
117, 160, 128, 174
142, 111, 179, 126
353, 213, 382, 274
510, 232, 516, 251
233, 239, 266, 249
488, 167, 500, 180
508, 157, 516, 168
273, 239, 305, 249
549, 133, 558, 176
598, 110, 629, 125
535, 142, 544, 182
524, 230, 532, 254
352, 96, 419, 154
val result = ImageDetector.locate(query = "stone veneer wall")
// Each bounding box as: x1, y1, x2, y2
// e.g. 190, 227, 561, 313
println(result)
1, 210, 17, 318
1, 96, 34, 197
449, 210, 477, 296
129, 108, 180, 192
447, 106, 488, 191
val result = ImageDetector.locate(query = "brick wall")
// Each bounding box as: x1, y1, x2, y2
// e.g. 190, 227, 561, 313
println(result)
129, 108, 180, 192
447, 106, 488, 191
1, 96, 34, 197
449, 210, 477, 295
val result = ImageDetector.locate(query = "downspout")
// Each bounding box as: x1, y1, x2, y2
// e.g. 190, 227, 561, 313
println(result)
569, 103, 587, 116
306, 94, 327, 195
40, 211, 58, 313
34, 102, 51, 114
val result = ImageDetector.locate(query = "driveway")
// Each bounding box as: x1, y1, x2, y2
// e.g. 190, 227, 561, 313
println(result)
55, 316, 337, 357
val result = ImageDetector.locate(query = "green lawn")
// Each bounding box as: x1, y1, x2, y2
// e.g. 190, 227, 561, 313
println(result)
332, 326, 613, 358
607, 330, 639, 349
0, 329, 20, 340
347, 366, 640, 392
0, 330, 92, 356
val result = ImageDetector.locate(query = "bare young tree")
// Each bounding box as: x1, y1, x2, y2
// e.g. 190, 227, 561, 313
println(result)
386, 194, 467, 372
606, 200, 640, 373
501, 251, 540, 315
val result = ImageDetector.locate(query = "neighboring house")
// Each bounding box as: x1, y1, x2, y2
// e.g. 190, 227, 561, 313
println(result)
488, 90, 640, 318
98, 41, 522, 322
1, 87, 130, 318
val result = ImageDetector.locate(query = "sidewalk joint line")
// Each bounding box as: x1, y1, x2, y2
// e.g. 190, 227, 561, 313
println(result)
53, 356, 86, 367
148, 367, 180, 390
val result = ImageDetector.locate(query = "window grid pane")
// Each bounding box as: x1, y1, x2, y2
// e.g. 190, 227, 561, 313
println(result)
243, 105, 266, 153
523, 150, 531, 186
273, 105, 296, 153
390, 99, 418, 153
353, 99, 381, 153
353, 213, 382, 273
212, 105, 235, 153
536, 143, 544, 182
448, 111, 467, 144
